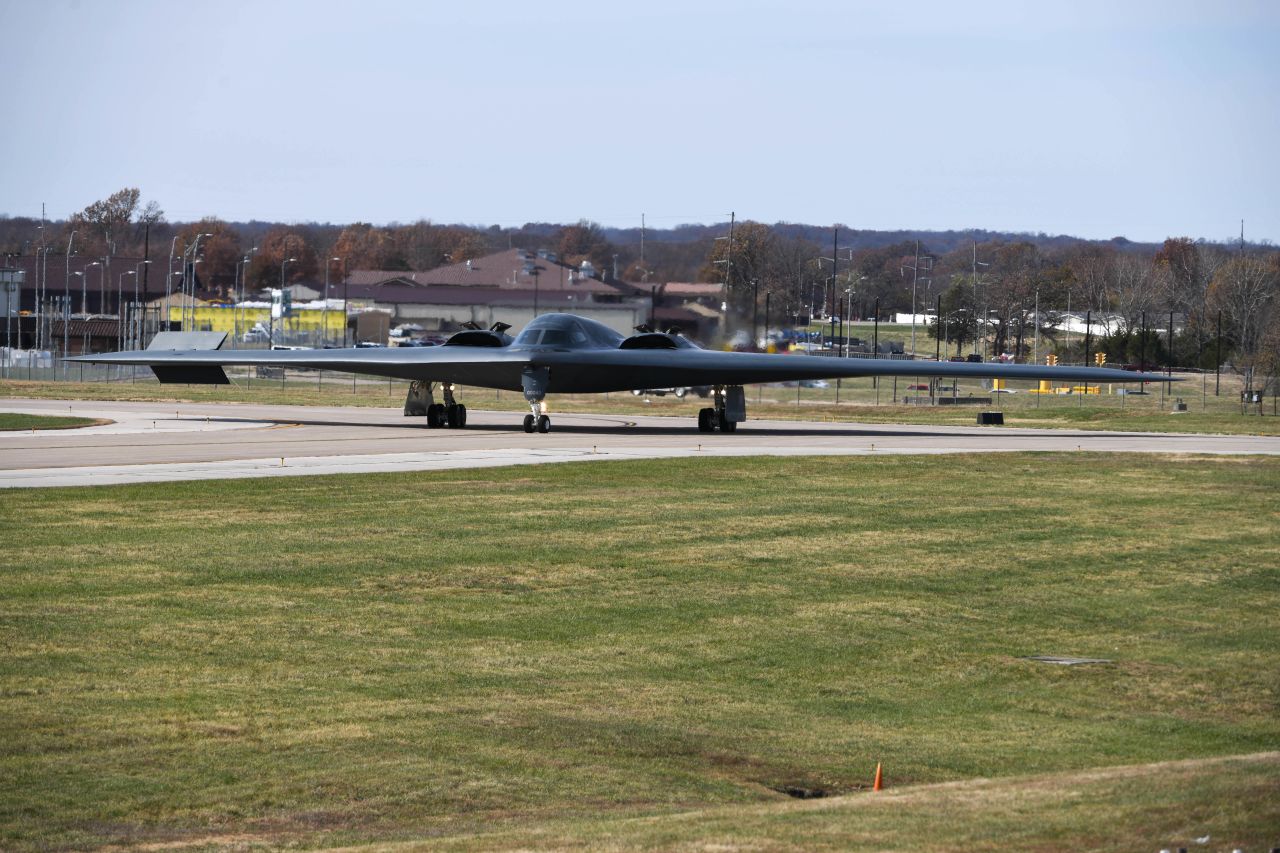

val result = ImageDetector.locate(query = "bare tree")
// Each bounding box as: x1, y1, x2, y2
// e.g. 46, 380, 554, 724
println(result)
1208, 254, 1279, 392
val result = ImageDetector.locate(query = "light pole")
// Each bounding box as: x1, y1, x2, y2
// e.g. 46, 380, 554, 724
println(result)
37, 246, 54, 351
133, 260, 151, 347
971, 241, 989, 358
165, 236, 179, 330
118, 270, 135, 351
80, 260, 98, 316
341, 258, 350, 347
234, 246, 258, 349
323, 256, 340, 347
183, 232, 213, 330
71, 271, 85, 355
63, 230, 77, 366
272, 257, 295, 348
901, 241, 933, 357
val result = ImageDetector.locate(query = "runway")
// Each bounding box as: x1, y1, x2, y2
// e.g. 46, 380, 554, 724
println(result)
3, 397, 1278, 488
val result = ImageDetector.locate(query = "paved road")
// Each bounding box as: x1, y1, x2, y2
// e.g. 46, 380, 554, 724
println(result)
2, 398, 1277, 488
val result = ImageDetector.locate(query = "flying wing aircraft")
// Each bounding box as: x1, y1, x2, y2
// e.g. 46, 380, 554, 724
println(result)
70, 313, 1174, 433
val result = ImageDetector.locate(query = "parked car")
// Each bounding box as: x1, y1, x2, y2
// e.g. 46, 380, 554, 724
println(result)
630, 386, 710, 398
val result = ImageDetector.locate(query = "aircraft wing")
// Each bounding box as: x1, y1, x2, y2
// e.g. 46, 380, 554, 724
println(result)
70, 343, 1172, 392
68, 344, 534, 389
533, 348, 1173, 394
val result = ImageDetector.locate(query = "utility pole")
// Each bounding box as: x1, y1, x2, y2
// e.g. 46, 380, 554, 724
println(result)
166, 237, 178, 331
714, 212, 735, 339
63, 230, 75, 373
967, 240, 977, 356
752, 278, 760, 349
911, 240, 919, 355
343, 259, 351, 347
1033, 289, 1039, 366
901, 241, 934, 358
830, 227, 838, 319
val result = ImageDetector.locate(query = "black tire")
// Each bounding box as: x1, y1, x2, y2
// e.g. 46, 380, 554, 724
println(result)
455, 404, 466, 428
426, 403, 444, 428
697, 408, 713, 432
523, 414, 535, 433
717, 411, 736, 432
537, 414, 551, 433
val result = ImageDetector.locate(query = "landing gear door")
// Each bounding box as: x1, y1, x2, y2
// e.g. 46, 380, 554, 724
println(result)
725, 385, 746, 423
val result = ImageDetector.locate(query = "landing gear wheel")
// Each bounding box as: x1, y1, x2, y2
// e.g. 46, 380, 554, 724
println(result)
445, 403, 466, 428
718, 411, 737, 433
537, 414, 551, 433
697, 408, 715, 432
523, 414, 536, 433
426, 403, 445, 429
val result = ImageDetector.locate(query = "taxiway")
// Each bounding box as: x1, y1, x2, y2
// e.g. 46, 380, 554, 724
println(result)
2, 398, 1277, 488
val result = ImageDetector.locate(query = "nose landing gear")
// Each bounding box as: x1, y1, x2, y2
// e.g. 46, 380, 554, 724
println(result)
523, 410, 551, 433
521, 365, 552, 434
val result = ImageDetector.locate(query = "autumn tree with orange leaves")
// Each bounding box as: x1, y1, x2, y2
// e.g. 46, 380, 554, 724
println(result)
245, 227, 318, 291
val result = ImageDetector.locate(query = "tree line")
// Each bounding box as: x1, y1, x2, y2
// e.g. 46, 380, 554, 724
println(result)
1, 189, 1276, 389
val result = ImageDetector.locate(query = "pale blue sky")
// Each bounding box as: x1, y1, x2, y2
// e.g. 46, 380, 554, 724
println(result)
1, 0, 1277, 242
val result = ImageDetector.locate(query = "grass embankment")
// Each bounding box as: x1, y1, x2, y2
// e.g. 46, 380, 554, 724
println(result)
1, 454, 1277, 850
0, 412, 102, 431
3, 376, 1278, 435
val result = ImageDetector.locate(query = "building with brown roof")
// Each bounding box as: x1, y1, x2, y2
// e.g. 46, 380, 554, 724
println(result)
331, 249, 652, 336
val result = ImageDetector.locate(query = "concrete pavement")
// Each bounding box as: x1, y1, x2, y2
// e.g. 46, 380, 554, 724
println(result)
2, 398, 1277, 488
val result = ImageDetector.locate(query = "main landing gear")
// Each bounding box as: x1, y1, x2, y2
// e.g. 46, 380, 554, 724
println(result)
404, 381, 467, 429
697, 385, 745, 433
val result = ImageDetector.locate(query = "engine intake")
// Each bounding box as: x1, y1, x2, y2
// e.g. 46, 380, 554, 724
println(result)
445, 329, 512, 347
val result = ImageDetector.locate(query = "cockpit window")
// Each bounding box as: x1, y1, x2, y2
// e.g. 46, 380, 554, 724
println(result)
513, 317, 596, 348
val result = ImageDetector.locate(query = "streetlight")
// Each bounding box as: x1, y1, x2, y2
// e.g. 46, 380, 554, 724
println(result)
166, 236, 179, 331
118, 270, 135, 351
72, 270, 90, 353
233, 247, 259, 349
37, 246, 54, 351
341, 258, 350, 347
901, 241, 933, 357
184, 232, 213, 329
63, 230, 76, 368
323, 257, 341, 347
272, 257, 295, 348
971, 240, 989, 358
133, 260, 151, 347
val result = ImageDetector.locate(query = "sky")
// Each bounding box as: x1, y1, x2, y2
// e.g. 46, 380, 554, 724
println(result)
1, 0, 1277, 243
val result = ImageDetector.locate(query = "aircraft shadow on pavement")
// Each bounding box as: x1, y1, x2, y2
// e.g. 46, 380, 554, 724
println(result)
253, 415, 1143, 442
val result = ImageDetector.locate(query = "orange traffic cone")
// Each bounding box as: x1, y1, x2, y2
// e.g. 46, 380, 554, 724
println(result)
873, 762, 883, 792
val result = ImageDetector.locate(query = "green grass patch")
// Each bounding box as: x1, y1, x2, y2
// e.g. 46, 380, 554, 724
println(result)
0, 412, 101, 431
1, 454, 1277, 849
430, 752, 1280, 852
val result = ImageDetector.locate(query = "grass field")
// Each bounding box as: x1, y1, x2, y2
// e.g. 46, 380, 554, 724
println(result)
4, 375, 1279, 435
2, 454, 1277, 850
0, 412, 101, 431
